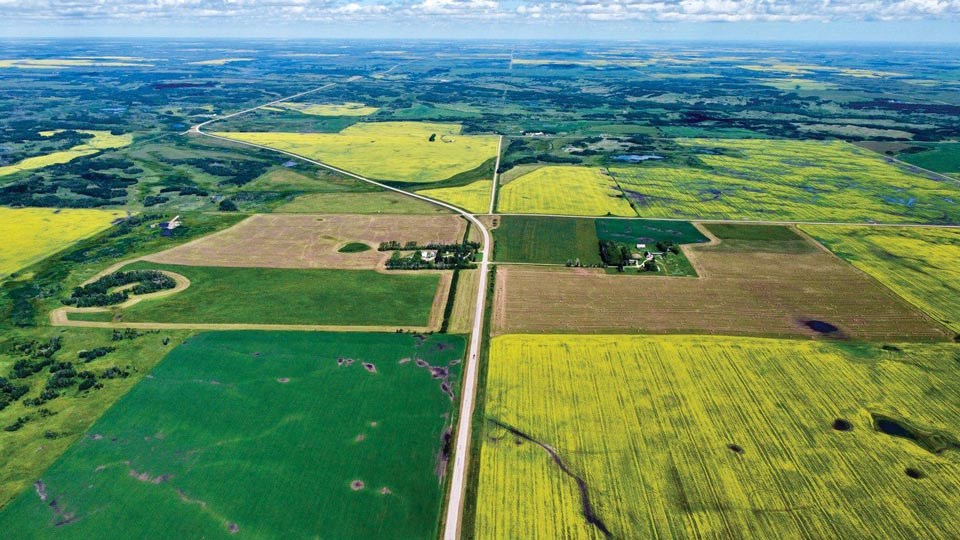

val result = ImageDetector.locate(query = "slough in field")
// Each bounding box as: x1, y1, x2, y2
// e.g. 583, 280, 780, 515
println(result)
610, 139, 960, 224
473, 334, 960, 539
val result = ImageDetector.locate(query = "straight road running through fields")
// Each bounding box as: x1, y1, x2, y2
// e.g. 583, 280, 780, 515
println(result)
190, 70, 488, 540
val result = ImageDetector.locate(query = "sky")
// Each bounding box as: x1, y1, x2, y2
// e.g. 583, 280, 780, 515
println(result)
0, 0, 959, 42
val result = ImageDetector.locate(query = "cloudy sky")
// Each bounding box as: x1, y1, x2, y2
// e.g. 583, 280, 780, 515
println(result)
0, 0, 958, 41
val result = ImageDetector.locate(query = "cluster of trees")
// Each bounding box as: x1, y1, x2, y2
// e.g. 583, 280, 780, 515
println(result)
599, 240, 633, 268
384, 242, 480, 271
0, 155, 138, 208
78, 346, 115, 362
162, 157, 272, 187
63, 270, 176, 307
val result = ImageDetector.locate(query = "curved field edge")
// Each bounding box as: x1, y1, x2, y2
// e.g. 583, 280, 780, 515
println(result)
0, 131, 133, 178
0, 208, 125, 279
0, 331, 466, 539
472, 334, 960, 539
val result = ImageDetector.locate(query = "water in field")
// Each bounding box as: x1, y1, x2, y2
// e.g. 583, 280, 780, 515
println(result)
612, 154, 663, 163
804, 320, 840, 334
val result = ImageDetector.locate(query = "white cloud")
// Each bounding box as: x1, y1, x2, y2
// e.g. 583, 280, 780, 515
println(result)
0, 0, 958, 23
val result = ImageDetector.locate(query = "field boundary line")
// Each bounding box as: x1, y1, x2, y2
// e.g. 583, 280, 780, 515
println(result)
189, 73, 493, 540
488, 135, 503, 214
485, 213, 960, 228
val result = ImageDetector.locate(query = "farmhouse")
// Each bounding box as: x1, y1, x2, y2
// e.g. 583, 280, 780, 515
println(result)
420, 250, 438, 262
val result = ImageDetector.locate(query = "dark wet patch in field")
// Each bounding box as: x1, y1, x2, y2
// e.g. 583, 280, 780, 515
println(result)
727, 444, 745, 454
905, 467, 925, 479
803, 320, 839, 334
882, 344, 903, 352
832, 419, 853, 431
227, 523, 240, 534
872, 412, 960, 454
350, 480, 365, 491
276, 377, 290, 383
362, 362, 377, 373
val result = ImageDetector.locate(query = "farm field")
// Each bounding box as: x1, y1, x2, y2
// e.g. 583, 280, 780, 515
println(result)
417, 180, 492, 213
0, 130, 133, 177
0, 331, 464, 539
896, 142, 960, 178
801, 225, 960, 333
0, 327, 191, 508
276, 191, 451, 214
496, 166, 636, 217
80, 261, 445, 328
0, 207, 124, 279
447, 270, 479, 334
269, 101, 379, 116
144, 214, 466, 270
473, 334, 960, 540
610, 139, 960, 224
491, 225, 951, 340
493, 216, 708, 266
215, 122, 499, 183
493, 216, 603, 265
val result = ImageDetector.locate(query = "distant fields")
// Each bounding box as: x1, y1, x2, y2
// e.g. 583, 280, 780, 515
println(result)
611, 139, 960, 223
0, 207, 123, 279
802, 225, 960, 333
0, 331, 464, 539
492, 225, 950, 340
473, 335, 960, 539
215, 122, 499, 183
0, 130, 132, 177
270, 101, 379, 116
496, 166, 636, 216
418, 180, 492, 213
87, 262, 443, 328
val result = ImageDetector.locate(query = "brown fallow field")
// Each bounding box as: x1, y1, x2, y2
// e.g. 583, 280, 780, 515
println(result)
143, 213, 467, 270
492, 225, 951, 341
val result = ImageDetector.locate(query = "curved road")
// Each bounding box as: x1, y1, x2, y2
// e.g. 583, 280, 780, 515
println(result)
191, 74, 487, 540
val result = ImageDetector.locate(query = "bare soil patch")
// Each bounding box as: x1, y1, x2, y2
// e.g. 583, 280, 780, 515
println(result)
143, 213, 466, 270
492, 232, 951, 341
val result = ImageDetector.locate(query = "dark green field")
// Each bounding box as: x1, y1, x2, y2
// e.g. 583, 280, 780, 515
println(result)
595, 218, 708, 245
493, 215, 602, 265
0, 331, 464, 539
95, 262, 440, 327
704, 224, 815, 253
898, 143, 960, 176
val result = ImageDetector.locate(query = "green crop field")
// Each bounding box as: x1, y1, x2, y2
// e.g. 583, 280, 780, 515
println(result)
493, 216, 603, 265
89, 262, 442, 327
0, 331, 464, 539
707, 223, 815, 253
897, 143, 960, 176
497, 166, 636, 216
473, 334, 960, 540
595, 218, 708, 245
610, 139, 960, 224
215, 122, 499, 183
801, 225, 960, 333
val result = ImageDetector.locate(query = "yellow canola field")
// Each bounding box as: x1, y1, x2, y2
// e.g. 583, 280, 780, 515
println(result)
215, 122, 499, 183
611, 139, 960, 223
475, 334, 960, 539
497, 166, 636, 216
0, 130, 133, 177
0, 207, 123, 278
417, 180, 492, 213
274, 101, 379, 116
802, 225, 960, 333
